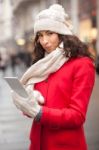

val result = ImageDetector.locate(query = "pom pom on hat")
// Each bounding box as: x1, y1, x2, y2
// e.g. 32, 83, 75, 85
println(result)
34, 4, 73, 35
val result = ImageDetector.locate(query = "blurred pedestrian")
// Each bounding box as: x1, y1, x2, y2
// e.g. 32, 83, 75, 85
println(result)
11, 4, 95, 150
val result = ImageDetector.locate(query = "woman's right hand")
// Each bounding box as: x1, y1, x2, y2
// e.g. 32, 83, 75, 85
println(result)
11, 88, 45, 118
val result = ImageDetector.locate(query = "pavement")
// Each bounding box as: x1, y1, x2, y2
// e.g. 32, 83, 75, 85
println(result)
85, 73, 99, 150
0, 65, 99, 150
0, 66, 32, 150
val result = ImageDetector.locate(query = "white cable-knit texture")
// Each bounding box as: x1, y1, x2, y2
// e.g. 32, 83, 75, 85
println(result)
20, 43, 68, 101
34, 4, 73, 35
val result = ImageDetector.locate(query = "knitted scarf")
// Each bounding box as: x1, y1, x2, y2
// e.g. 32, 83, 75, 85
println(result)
20, 43, 68, 97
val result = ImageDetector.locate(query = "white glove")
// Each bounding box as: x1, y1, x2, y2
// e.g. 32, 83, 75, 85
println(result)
11, 88, 44, 118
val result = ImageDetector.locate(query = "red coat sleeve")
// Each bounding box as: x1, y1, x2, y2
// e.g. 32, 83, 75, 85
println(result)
40, 58, 95, 129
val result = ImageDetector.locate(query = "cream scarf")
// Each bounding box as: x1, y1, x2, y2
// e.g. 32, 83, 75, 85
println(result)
20, 43, 68, 99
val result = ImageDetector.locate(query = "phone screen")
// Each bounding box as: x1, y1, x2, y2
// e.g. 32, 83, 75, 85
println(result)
4, 77, 29, 98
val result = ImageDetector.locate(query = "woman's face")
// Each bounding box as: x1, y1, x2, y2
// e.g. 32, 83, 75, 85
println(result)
37, 30, 60, 53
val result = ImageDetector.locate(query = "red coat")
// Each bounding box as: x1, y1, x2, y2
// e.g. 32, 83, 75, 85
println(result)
29, 57, 95, 150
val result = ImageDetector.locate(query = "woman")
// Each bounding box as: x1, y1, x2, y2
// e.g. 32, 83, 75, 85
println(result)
12, 4, 95, 150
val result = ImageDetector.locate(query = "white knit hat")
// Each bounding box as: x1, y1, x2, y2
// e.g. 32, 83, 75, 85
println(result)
34, 4, 73, 35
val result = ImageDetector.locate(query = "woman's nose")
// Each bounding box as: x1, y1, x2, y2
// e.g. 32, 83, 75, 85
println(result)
42, 36, 49, 44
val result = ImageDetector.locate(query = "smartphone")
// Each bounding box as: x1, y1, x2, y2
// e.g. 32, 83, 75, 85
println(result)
4, 77, 29, 98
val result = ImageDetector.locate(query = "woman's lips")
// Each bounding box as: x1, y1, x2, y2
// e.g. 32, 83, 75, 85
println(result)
44, 46, 51, 50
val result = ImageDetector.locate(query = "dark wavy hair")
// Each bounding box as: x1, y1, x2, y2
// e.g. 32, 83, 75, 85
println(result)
32, 34, 93, 64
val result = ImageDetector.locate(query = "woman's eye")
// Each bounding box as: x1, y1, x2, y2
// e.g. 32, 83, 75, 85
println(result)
47, 31, 54, 35
37, 33, 42, 37
38, 34, 41, 37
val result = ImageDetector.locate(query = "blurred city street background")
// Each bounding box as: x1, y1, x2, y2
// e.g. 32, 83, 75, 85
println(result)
0, 0, 99, 150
